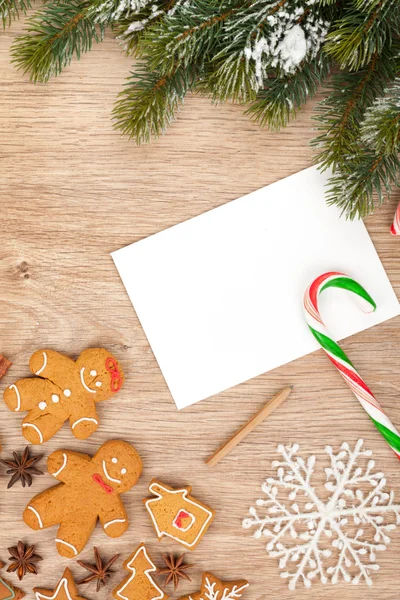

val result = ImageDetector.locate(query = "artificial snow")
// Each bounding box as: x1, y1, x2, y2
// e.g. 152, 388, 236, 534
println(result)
243, 440, 400, 589
279, 25, 307, 71
241, 4, 330, 88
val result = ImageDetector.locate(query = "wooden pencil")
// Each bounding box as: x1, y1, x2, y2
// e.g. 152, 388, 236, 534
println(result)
205, 386, 293, 468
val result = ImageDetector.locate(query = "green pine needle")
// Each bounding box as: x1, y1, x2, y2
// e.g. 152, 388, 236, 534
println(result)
11, 0, 104, 83
200, 53, 257, 104
138, 0, 240, 76
1, 0, 32, 29
112, 63, 196, 144
325, 151, 400, 219
324, 0, 397, 71
246, 55, 330, 131
361, 77, 400, 155
312, 43, 398, 172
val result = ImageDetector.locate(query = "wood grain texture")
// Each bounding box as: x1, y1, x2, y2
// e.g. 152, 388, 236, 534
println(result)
1, 13, 400, 600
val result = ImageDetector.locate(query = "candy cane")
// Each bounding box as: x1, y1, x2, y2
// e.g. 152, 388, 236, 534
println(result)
390, 202, 400, 236
304, 272, 400, 459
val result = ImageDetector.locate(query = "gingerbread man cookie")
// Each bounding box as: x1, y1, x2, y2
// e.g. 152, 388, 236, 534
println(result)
4, 348, 124, 444
23, 440, 142, 558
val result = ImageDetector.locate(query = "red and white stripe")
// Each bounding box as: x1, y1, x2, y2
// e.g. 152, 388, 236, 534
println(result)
304, 272, 400, 459
390, 202, 400, 236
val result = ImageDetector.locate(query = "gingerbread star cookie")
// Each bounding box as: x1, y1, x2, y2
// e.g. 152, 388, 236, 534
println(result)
33, 569, 85, 600
178, 573, 249, 600
0, 575, 24, 600
113, 544, 169, 600
4, 348, 124, 444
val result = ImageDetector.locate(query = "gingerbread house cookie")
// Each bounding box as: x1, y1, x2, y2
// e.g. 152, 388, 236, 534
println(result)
144, 479, 215, 550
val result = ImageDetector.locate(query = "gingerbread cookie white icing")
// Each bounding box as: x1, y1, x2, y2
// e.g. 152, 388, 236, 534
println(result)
33, 568, 85, 600
144, 479, 215, 550
0, 575, 24, 600
177, 573, 249, 600
23, 440, 142, 558
113, 544, 169, 600
4, 348, 124, 444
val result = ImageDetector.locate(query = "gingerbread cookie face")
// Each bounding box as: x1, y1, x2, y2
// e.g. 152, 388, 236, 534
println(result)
91, 440, 143, 494
144, 480, 215, 550
23, 440, 142, 558
34, 568, 85, 600
4, 348, 124, 444
113, 544, 169, 600
177, 573, 249, 600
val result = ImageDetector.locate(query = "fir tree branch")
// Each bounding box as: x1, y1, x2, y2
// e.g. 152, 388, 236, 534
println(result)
361, 77, 400, 154
199, 53, 257, 103
1, 0, 32, 29
110, 0, 173, 57
138, 0, 243, 75
11, 0, 104, 83
324, 150, 400, 219
246, 55, 330, 130
324, 0, 398, 71
112, 62, 196, 143
312, 43, 398, 171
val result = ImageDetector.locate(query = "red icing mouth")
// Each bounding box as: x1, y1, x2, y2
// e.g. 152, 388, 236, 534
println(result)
105, 357, 122, 392
93, 473, 113, 494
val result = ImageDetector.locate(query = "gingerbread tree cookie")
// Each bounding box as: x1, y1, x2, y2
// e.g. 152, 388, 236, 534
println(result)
23, 440, 142, 558
113, 544, 169, 600
34, 568, 85, 600
144, 480, 215, 550
4, 348, 124, 444
177, 573, 249, 600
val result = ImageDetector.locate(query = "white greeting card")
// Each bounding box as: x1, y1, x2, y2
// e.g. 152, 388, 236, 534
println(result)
111, 167, 400, 409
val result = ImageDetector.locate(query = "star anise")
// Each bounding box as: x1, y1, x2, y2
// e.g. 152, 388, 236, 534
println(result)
7, 542, 43, 580
77, 547, 120, 592
156, 553, 194, 591
0, 446, 43, 489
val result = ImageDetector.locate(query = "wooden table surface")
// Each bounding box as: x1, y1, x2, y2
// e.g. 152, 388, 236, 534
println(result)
1, 15, 400, 600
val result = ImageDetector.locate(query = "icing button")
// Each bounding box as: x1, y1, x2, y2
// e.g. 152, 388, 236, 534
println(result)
90, 370, 97, 376
121, 468, 127, 475
63, 389, 72, 397
39, 401, 47, 410
52, 394, 60, 403
95, 381, 102, 387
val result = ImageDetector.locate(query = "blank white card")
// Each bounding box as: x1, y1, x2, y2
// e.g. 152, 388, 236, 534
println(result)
112, 167, 400, 409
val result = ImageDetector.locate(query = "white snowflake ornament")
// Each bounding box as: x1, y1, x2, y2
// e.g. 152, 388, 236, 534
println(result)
243, 439, 400, 589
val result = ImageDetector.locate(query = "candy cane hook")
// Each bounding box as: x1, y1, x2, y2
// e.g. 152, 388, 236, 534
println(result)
390, 201, 400, 236
304, 272, 400, 459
